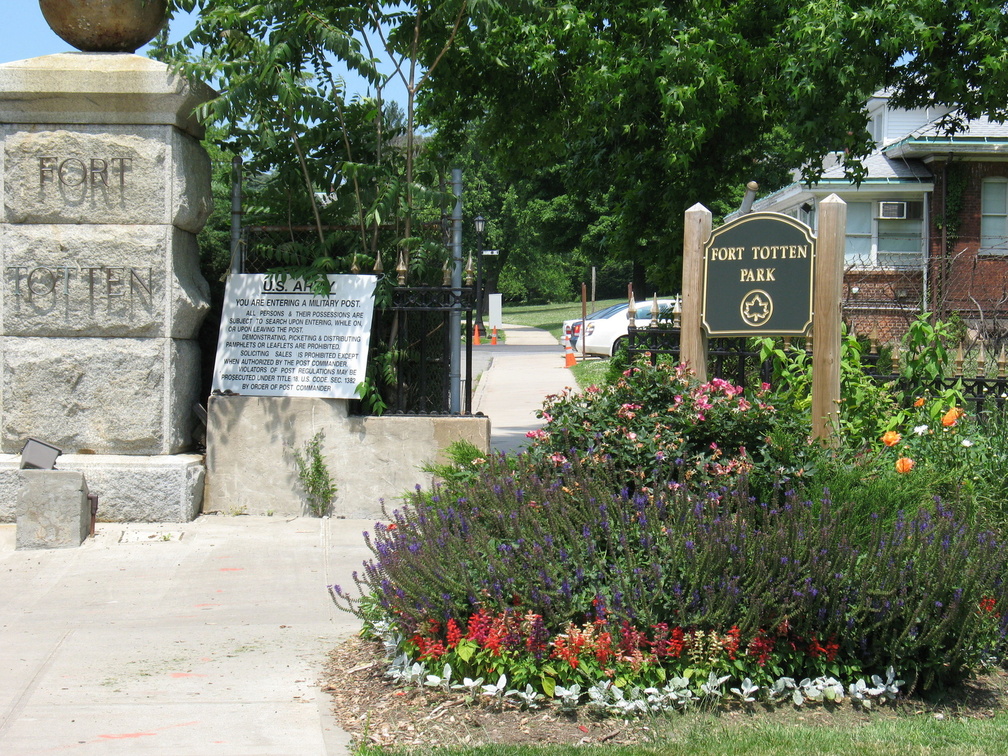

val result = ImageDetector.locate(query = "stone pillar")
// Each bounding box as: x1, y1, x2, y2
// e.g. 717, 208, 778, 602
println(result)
0, 53, 213, 521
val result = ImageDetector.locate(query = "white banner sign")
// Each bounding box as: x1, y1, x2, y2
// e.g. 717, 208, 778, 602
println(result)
212, 274, 377, 399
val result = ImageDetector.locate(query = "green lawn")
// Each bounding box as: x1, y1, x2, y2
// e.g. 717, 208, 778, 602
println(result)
502, 299, 624, 342
570, 357, 609, 387
358, 710, 1008, 755
499, 300, 621, 389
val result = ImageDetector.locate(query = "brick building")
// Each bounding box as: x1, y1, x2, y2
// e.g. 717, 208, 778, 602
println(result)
748, 92, 1008, 344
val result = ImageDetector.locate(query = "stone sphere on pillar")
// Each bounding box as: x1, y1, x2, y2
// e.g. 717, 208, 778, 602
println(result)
39, 0, 168, 53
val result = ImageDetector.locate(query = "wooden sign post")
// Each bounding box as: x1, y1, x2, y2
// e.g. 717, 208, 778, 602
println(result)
811, 195, 846, 443
681, 203, 712, 382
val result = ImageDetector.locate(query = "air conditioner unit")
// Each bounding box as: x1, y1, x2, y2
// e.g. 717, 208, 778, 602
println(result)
879, 201, 908, 219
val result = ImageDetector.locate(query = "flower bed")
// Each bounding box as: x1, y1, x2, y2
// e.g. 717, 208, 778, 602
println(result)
334, 358, 1008, 711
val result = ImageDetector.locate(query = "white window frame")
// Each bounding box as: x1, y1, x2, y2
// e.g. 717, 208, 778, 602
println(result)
844, 201, 874, 267
981, 177, 1008, 256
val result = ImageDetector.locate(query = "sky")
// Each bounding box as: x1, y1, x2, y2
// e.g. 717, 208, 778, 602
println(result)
0, 5, 198, 63
0, 5, 407, 104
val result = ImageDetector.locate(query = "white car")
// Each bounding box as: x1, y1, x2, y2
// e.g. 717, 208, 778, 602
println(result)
581, 297, 680, 357
563, 303, 628, 348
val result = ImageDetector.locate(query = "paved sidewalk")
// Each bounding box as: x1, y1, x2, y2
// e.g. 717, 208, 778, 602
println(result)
472, 324, 580, 453
0, 516, 371, 755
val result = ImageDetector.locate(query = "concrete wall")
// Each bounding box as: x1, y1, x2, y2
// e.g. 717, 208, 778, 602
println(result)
204, 396, 490, 519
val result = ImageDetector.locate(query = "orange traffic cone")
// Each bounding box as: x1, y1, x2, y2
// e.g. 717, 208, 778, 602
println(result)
564, 341, 576, 368
491, 327, 498, 345
473, 323, 481, 345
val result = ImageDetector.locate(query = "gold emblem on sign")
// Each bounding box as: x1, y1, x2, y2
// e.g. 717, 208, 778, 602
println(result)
740, 290, 773, 327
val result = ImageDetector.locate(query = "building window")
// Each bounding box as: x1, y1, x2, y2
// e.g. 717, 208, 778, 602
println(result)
785, 203, 816, 227
845, 200, 924, 268
845, 202, 873, 265
981, 178, 1008, 255
878, 216, 923, 268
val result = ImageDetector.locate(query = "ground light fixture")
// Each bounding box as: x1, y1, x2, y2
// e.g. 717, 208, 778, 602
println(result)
20, 438, 62, 470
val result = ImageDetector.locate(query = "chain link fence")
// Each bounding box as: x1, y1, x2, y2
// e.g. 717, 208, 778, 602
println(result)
843, 235, 1008, 351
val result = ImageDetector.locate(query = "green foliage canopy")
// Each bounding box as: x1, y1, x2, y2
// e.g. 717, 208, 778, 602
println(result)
417, 0, 1008, 290
163, 0, 481, 282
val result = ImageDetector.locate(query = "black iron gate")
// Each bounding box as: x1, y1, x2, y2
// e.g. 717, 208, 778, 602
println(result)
387, 286, 475, 415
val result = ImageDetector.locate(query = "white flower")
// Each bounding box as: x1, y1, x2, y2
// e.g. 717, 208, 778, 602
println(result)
913, 424, 929, 436
962, 439, 974, 447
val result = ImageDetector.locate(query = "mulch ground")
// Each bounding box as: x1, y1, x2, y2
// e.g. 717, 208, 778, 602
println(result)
323, 635, 1008, 751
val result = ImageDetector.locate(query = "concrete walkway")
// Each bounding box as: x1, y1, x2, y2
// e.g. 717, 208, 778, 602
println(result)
0, 516, 369, 755
472, 323, 580, 454
0, 324, 578, 755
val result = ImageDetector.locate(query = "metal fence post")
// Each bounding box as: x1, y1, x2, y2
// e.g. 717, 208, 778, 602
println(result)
229, 155, 243, 275
450, 169, 463, 414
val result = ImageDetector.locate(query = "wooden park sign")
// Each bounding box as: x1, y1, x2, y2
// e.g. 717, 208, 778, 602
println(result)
681, 195, 847, 442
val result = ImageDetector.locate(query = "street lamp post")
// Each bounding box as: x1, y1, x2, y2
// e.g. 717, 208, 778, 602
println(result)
473, 215, 486, 332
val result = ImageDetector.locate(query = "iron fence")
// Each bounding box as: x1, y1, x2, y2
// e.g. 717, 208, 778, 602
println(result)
843, 237, 1008, 346
384, 286, 475, 415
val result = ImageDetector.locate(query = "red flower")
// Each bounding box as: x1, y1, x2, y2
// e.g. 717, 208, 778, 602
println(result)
807, 634, 840, 662
552, 636, 579, 669
746, 630, 775, 667
466, 609, 492, 644
651, 623, 670, 658
618, 619, 647, 655
482, 626, 504, 656
807, 635, 826, 658
594, 631, 614, 663
667, 626, 685, 658
413, 635, 446, 660
724, 626, 741, 660
446, 618, 462, 649
551, 624, 590, 669
979, 596, 1001, 618
558, 640, 577, 667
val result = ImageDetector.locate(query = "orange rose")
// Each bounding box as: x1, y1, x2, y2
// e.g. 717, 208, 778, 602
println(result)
895, 457, 915, 474
881, 430, 901, 447
942, 407, 965, 427
914, 397, 926, 408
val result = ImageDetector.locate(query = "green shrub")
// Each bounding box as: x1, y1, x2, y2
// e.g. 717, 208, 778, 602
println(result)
970, 410, 1008, 528
420, 440, 497, 496
523, 358, 785, 500
757, 330, 901, 448
900, 312, 957, 392
293, 430, 336, 517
